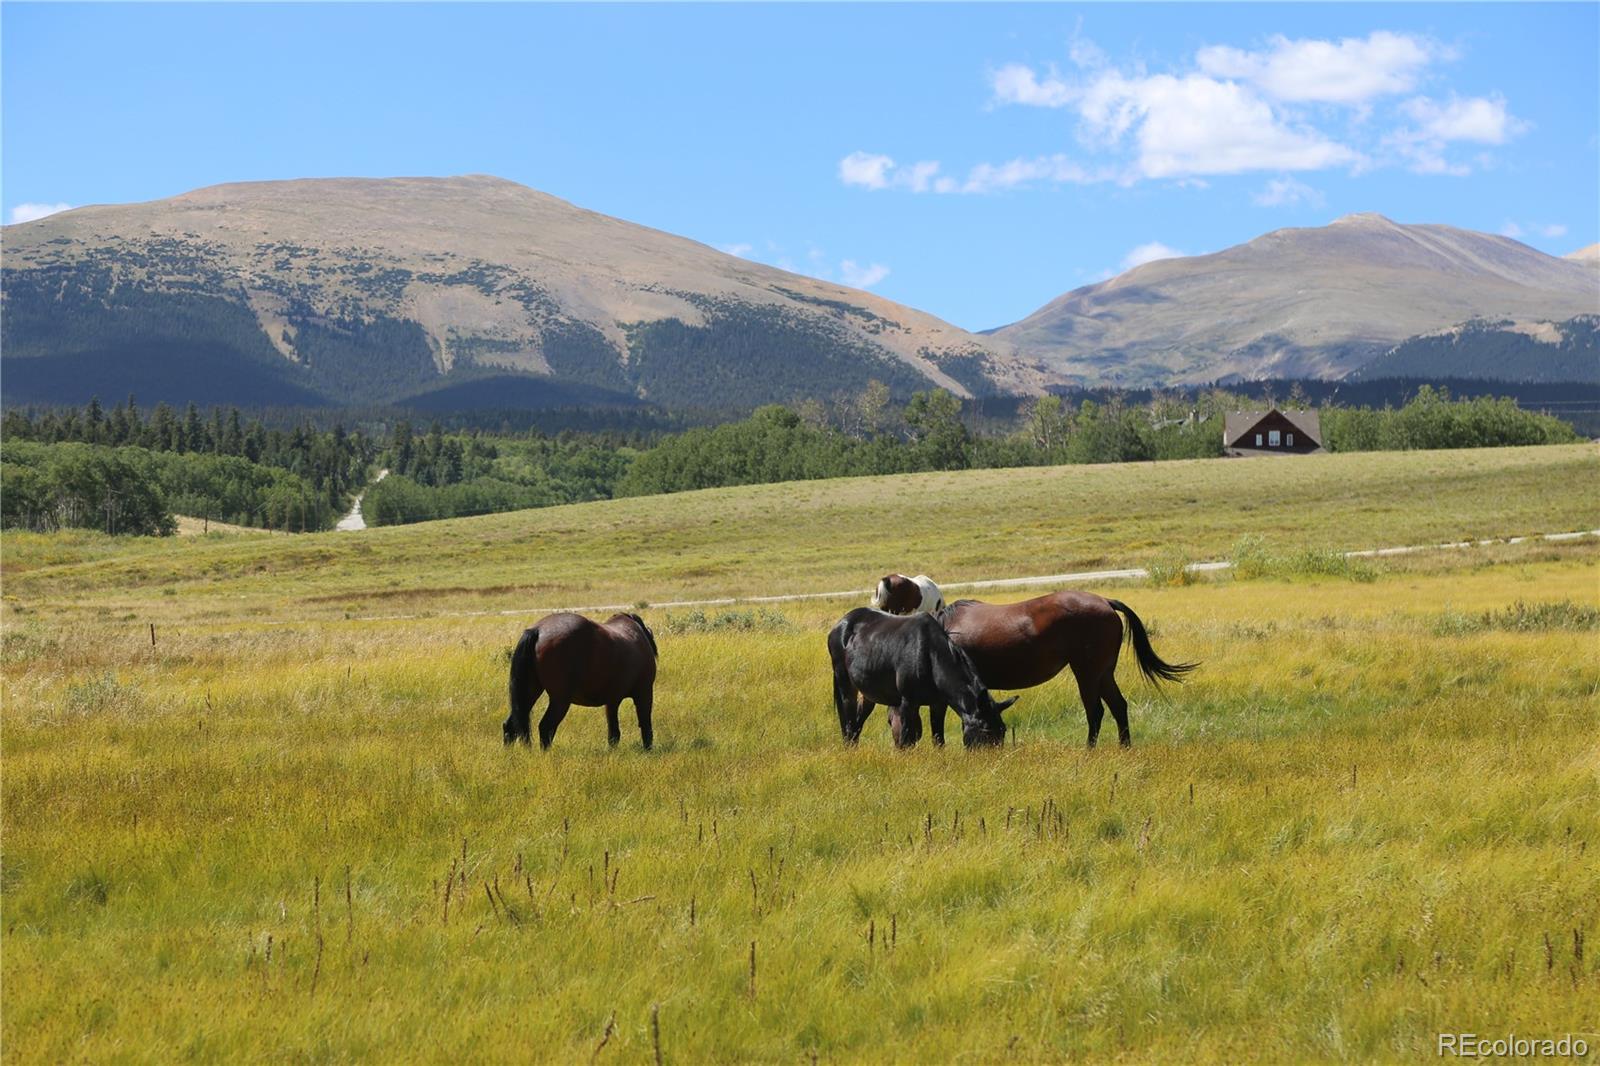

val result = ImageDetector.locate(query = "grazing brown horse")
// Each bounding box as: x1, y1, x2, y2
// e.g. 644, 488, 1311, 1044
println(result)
940, 592, 1195, 747
504, 612, 657, 749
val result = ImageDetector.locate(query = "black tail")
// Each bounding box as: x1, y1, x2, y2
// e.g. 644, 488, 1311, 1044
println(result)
827, 619, 860, 742
508, 626, 541, 722
1106, 599, 1198, 686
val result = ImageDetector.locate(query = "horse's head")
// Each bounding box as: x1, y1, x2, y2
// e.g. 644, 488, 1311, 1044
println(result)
961, 692, 1016, 747
938, 629, 1015, 747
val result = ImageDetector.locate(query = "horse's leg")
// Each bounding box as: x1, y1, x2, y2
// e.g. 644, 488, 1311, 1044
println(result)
929, 703, 947, 747
605, 703, 622, 747
633, 690, 654, 750
852, 701, 875, 744
890, 700, 923, 749
537, 697, 572, 750
1073, 665, 1105, 748
838, 690, 859, 742
1103, 673, 1132, 747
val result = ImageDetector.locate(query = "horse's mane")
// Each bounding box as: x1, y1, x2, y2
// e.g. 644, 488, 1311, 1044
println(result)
624, 612, 658, 658
938, 599, 979, 623
939, 624, 987, 691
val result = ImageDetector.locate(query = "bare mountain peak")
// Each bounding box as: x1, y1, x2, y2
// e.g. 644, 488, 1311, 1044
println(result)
4, 174, 1043, 407
1566, 243, 1600, 264
1330, 211, 1398, 227
993, 215, 1596, 387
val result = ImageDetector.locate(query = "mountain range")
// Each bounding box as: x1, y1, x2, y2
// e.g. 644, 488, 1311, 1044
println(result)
987, 213, 1598, 386
0, 175, 1043, 409
2, 176, 1596, 409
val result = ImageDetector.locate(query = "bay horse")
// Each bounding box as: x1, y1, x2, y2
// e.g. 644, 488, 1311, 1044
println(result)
828, 608, 1014, 748
871, 573, 945, 615
503, 612, 658, 749
940, 592, 1195, 747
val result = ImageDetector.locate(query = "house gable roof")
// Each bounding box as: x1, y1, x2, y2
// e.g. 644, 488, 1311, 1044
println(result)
1223, 408, 1322, 446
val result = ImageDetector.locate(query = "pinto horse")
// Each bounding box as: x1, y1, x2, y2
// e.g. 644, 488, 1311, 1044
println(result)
940, 592, 1195, 747
503, 612, 658, 749
870, 573, 944, 615
828, 608, 1014, 748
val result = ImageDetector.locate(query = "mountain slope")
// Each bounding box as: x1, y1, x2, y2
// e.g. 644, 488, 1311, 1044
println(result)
1, 175, 1042, 408
991, 214, 1599, 386
1352, 315, 1600, 383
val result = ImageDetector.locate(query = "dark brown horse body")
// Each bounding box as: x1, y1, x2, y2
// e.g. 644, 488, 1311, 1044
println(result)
504, 612, 658, 749
941, 592, 1194, 747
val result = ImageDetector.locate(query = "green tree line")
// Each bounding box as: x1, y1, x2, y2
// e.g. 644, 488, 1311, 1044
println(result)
1, 384, 1577, 535
362, 422, 635, 526
2, 440, 333, 534
2, 396, 375, 517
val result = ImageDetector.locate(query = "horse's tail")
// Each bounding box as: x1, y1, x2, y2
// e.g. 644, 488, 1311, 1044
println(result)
508, 626, 541, 721
1106, 599, 1198, 686
827, 618, 859, 741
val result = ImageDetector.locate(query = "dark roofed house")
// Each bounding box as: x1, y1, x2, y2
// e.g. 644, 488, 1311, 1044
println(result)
1223, 408, 1323, 456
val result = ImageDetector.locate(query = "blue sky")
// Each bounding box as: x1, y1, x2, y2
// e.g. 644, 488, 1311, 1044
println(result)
4, 3, 1596, 331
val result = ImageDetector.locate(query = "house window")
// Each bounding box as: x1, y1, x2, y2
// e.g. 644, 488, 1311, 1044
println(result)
1269, 430, 1281, 446
1287, 432, 1295, 446
1255, 433, 1263, 446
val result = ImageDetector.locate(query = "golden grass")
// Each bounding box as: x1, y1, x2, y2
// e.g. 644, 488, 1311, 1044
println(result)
3, 446, 1598, 1061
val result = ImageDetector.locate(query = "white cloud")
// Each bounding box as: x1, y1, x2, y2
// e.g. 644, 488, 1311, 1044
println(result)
900, 160, 942, 193
1389, 94, 1527, 175
839, 151, 895, 190
959, 154, 1103, 193
1197, 31, 1439, 105
1500, 221, 1525, 238
839, 260, 891, 289
839, 150, 1105, 195
1121, 241, 1185, 270
838, 151, 943, 192
1077, 71, 1359, 179
1540, 223, 1569, 239
848, 31, 1517, 193
1401, 94, 1525, 145
1067, 30, 1109, 72
719, 242, 754, 258
8, 202, 73, 224
991, 63, 1074, 108
1253, 176, 1326, 208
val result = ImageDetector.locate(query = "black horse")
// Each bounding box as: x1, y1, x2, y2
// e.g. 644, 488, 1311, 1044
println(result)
504, 612, 658, 749
828, 608, 1015, 748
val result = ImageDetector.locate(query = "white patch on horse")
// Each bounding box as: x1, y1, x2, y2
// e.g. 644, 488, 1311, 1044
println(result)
910, 575, 943, 615
870, 578, 890, 611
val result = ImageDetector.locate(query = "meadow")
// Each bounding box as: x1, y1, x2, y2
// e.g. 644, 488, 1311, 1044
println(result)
2, 444, 1597, 1062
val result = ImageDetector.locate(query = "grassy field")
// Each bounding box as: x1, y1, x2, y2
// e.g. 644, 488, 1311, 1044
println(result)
3, 444, 1598, 1062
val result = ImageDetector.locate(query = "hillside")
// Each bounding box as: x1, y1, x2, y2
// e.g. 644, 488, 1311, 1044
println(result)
1353, 315, 1600, 383
991, 214, 1599, 386
0, 175, 1043, 409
